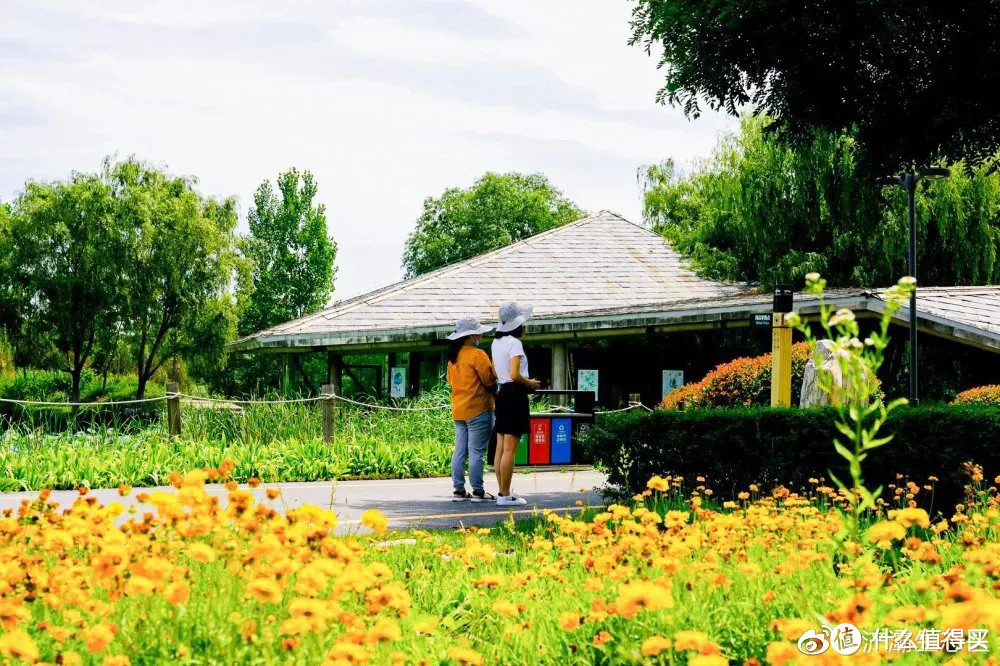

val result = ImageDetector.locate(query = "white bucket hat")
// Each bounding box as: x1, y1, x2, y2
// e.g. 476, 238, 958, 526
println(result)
495, 301, 533, 333
446, 316, 493, 341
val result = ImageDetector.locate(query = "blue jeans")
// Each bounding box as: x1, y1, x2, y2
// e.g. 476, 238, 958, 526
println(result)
452, 410, 493, 493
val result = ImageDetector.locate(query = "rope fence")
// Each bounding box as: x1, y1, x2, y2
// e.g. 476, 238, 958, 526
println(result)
2, 386, 653, 442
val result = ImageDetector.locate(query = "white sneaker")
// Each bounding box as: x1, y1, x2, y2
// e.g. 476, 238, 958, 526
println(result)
496, 493, 527, 506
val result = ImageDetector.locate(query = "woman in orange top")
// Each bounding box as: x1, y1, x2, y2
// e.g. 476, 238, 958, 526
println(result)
445, 317, 498, 501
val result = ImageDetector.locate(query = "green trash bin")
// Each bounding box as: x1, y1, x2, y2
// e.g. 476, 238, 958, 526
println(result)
515, 433, 528, 465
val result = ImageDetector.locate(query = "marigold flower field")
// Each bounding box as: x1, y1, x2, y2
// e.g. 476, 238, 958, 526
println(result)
1, 464, 999, 664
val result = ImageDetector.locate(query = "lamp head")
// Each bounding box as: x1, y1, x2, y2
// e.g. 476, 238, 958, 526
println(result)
919, 166, 951, 180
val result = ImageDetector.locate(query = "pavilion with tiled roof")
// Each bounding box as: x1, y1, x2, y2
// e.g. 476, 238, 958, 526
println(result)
235, 211, 1000, 401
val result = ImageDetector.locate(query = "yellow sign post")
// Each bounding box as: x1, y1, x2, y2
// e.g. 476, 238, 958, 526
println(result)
770, 312, 792, 406
770, 285, 794, 407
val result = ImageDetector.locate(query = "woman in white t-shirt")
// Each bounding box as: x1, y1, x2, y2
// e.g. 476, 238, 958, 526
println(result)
491, 302, 540, 506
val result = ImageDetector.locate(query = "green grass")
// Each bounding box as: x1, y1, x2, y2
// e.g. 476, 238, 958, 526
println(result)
0, 393, 456, 491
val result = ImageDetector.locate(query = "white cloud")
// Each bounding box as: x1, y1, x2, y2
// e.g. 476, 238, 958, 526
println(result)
0, 0, 736, 300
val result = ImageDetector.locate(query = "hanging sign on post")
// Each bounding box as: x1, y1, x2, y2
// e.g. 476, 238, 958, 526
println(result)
390, 367, 407, 399
661, 370, 684, 399
577, 369, 599, 398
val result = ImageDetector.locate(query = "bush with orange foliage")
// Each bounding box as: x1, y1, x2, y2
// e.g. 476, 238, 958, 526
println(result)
953, 385, 1000, 406
661, 343, 811, 410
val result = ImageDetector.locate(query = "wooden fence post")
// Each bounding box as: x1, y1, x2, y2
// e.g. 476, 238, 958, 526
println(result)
321, 384, 335, 443
166, 382, 181, 438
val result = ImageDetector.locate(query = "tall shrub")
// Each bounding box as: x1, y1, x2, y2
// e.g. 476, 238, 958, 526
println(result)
661, 342, 810, 409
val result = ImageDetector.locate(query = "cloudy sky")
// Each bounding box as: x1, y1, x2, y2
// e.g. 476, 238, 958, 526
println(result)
1, 0, 735, 299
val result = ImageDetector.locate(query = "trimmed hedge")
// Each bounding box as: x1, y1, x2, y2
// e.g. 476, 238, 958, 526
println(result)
584, 405, 1000, 508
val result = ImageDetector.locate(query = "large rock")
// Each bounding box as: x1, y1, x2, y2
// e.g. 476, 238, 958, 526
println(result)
799, 340, 846, 408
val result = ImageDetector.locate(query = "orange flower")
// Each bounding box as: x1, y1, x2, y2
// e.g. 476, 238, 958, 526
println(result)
558, 612, 583, 630
84, 624, 115, 654
593, 631, 612, 646
163, 581, 190, 606
266, 488, 281, 500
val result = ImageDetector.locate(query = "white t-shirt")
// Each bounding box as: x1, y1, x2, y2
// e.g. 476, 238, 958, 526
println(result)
492, 336, 529, 385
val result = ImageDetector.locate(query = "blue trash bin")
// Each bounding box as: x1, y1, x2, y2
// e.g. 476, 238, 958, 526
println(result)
551, 418, 572, 463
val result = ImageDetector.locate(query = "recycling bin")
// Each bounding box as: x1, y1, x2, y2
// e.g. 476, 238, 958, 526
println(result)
528, 418, 551, 464
515, 433, 528, 465
550, 418, 572, 463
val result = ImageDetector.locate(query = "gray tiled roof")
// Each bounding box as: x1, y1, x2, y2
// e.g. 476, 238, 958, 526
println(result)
235, 211, 744, 349
234, 209, 1000, 354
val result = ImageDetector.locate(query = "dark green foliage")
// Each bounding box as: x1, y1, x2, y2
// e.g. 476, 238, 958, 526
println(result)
402, 172, 584, 278
223, 169, 337, 396
585, 405, 1000, 508
0, 370, 163, 430
642, 117, 1000, 289
238, 169, 336, 336
629, 1, 1000, 171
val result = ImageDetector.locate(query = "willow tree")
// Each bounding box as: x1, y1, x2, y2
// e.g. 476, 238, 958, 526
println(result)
109, 158, 248, 400
642, 117, 1000, 289
3, 173, 125, 402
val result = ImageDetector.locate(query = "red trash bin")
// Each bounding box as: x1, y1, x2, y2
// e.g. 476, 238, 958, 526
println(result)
528, 418, 551, 464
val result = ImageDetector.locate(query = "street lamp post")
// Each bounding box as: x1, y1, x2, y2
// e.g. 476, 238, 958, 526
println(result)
880, 166, 950, 406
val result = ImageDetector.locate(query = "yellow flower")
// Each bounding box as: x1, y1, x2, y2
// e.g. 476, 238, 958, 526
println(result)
492, 600, 519, 617
892, 507, 931, 529
325, 642, 369, 663
647, 475, 670, 492
186, 542, 217, 563
867, 520, 906, 544
689, 656, 727, 666
413, 619, 438, 635
614, 580, 673, 618
102, 657, 131, 666
163, 581, 190, 606
641, 635, 672, 656
366, 618, 401, 643
84, 624, 116, 654
673, 630, 709, 652
280, 616, 313, 636
447, 647, 484, 665
246, 578, 283, 604
558, 612, 583, 630
361, 509, 389, 535
0, 629, 40, 663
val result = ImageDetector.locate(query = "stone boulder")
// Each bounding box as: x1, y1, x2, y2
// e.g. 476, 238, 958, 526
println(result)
799, 340, 847, 408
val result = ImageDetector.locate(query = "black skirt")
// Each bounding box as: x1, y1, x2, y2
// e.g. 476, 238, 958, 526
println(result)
494, 382, 530, 437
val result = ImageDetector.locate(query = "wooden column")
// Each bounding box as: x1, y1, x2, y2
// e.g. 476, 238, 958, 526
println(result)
321, 384, 335, 443
166, 382, 181, 438
282, 355, 293, 397
551, 342, 568, 405
408, 351, 423, 397
326, 351, 343, 397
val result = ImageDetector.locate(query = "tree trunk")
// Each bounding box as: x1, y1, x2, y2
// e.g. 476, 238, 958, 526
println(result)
136, 374, 147, 401
70, 366, 83, 404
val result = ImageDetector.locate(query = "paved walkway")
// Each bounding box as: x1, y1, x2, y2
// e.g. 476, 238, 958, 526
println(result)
0, 467, 607, 534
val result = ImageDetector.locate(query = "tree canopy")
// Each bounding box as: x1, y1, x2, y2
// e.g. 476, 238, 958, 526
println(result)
0, 158, 247, 401
402, 172, 584, 278
108, 158, 248, 399
642, 117, 1000, 290
629, 1, 1000, 171
238, 169, 336, 336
